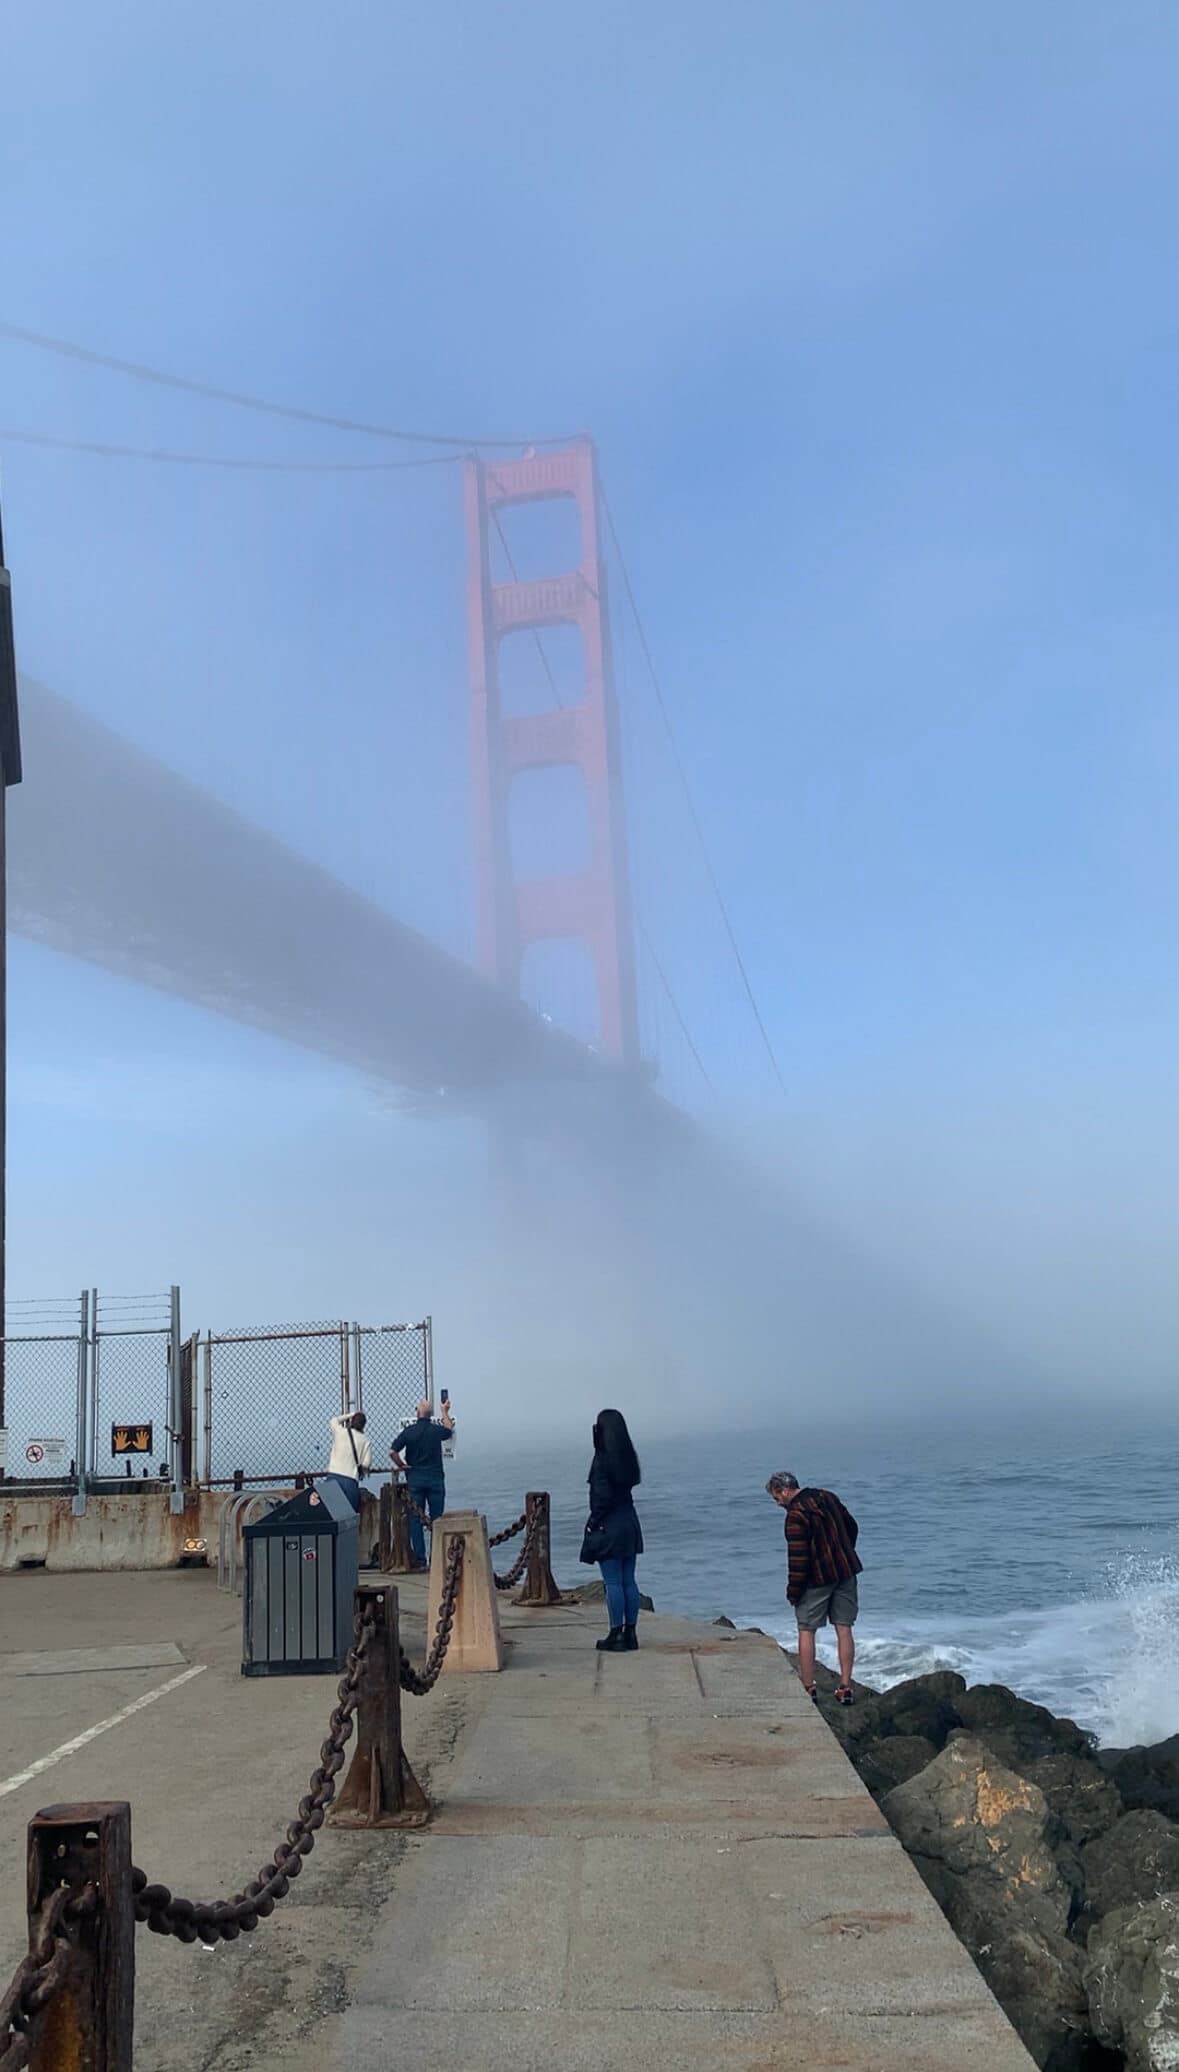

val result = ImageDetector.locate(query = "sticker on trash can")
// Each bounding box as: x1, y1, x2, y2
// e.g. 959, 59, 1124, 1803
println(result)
284, 1538, 299, 1552
303, 1549, 317, 1562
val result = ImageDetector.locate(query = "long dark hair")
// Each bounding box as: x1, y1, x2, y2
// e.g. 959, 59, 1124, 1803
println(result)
591, 1408, 641, 1489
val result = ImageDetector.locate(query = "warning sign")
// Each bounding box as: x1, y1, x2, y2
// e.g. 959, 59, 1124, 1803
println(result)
111, 1423, 154, 1458
24, 1437, 66, 1467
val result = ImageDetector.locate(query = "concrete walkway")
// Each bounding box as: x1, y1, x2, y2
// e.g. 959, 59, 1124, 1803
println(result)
0, 1569, 1036, 2070
327, 1586, 1035, 2072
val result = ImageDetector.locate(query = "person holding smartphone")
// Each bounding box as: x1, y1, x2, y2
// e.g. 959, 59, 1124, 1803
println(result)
390, 1394, 456, 1567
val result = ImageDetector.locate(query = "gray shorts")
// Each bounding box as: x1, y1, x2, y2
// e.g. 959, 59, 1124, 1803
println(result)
793, 1576, 859, 1632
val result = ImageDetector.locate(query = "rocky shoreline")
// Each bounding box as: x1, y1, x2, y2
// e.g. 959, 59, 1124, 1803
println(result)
792, 1651, 1179, 2072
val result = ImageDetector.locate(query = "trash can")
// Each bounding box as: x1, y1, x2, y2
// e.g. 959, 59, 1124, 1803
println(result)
241, 1478, 359, 1676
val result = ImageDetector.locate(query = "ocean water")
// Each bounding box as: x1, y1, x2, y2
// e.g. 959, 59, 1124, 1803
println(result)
447, 1422, 1179, 1748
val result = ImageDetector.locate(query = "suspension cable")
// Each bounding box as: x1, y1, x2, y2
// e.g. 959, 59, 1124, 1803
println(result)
0, 319, 575, 452
601, 486, 787, 1097
0, 427, 463, 472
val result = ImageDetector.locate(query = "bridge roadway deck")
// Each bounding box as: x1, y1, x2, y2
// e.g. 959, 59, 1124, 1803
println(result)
0, 1567, 1035, 2071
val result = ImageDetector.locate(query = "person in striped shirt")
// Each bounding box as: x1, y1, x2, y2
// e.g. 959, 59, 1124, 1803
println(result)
767, 1471, 862, 1706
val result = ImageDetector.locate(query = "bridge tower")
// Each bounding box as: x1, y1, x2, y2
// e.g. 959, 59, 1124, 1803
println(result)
464, 441, 639, 1066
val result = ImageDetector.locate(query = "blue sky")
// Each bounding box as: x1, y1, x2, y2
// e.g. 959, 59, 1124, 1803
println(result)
1, 2, 1177, 1397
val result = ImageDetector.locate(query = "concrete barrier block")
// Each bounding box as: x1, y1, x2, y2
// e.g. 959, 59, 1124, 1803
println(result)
426, 1511, 504, 1674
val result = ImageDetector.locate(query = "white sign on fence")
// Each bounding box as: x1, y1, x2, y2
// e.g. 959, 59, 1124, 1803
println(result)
24, 1436, 67, 1467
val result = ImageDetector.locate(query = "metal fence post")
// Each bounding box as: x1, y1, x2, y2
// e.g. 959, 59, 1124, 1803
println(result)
87, 1289, 98, 1478
72, 1291, 90, 1518
422, 1315, 434, 1410
201, 1335, 212, 1488
331, 1586, 430, 1827
349, 1325, 362, 1417
518, 1491, 563, 1606
167, 1287, 183, 1512
338, 1322, 349, 1418
26, 1802, 134, 2071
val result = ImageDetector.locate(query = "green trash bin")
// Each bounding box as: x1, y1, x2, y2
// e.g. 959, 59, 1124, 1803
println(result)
242, 1478, 359, 1676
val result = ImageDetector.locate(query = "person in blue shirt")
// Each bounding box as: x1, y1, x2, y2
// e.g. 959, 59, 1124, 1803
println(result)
390, 1397, 455, 1567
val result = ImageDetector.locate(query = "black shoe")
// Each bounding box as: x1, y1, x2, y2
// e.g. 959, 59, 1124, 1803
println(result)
597, 1627, 625, 1652
622, 1625, 639, 1651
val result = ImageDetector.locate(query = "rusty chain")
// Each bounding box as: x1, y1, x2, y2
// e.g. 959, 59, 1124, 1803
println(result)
399, 1535, 464, 1696
404, 1492, 433, 1530
0, 1882, 98, 2072
487, 1511, 527, 1548
494, 1509, 538, 1591
130, 1601, 376, 1946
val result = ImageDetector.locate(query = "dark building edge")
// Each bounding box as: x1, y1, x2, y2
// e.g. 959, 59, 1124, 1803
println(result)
0, 503, 24, 1433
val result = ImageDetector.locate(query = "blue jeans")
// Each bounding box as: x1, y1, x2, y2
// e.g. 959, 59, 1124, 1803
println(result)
599, 1556, 640, 1629
408, 1476, 446, 1566
329, 1473, 361, 1512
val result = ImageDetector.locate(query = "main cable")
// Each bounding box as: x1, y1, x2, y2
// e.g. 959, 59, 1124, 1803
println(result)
601, 486, 787, 1097
0, 319, 576, 452
0, 426, 463, 472
489, 508, 713, 1095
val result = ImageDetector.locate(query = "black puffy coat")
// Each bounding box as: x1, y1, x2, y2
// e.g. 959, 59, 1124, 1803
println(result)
582, 1452, 644, 1564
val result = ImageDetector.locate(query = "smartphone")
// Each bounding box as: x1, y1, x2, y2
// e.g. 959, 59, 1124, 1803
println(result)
440, 1389, 449, 1406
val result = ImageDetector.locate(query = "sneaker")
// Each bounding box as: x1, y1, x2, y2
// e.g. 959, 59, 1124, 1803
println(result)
805, 1682, 818, 1701
834, 1684, 854, 1707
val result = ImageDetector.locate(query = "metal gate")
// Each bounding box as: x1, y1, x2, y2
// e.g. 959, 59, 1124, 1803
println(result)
198, 1316, 432, 1487
351, 1320, 432, 1453
0, 1294, 88, 1482
89, 1289, 182, 1483
1, 1287, 182, 1491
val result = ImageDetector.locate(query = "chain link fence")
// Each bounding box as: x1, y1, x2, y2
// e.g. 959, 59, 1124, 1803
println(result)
351, 1322, 432, 1453
0, 1295, 88, 1482
200, 1323, 350, 1486
198, 1317, 430, 1486
2, 1291, 431, 1491
90, 1290, 179, 1480
2, 1289, 182, 1487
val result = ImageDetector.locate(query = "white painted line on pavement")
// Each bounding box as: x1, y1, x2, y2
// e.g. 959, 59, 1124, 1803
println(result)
0, 1664, 207, 1800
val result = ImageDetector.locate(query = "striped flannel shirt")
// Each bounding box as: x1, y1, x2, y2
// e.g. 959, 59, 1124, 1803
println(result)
784, 1487, 862, 1605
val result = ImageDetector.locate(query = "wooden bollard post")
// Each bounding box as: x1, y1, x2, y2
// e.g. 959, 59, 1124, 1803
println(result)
426, 1513, 503, 1673
516, 1491, 563, 1606
378, 1482, 415, 1573
27, 1803, 134, 2071
331, 1586, 430, 1828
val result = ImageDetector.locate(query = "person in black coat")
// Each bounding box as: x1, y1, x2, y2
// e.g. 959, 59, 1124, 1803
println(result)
579, 1408, 644, 1653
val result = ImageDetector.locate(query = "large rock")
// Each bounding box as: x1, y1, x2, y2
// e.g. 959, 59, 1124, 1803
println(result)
853, 1732, 938, 1801
1022, 1752, 1124, 1849
566, 1579, 655, 1613
882, 1732, 1087, 2068
954, 1683, 1092, 1768
1085, 1894, 1179, 2071
983, 1925, 1093, 2072
833, 1668, 964, 1751
1103, 1736, 1179, 1825
1081, 1810, 1179, 1930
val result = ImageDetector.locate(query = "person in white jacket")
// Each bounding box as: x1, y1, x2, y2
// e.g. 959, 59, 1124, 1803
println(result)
326, 1411, 371, 1512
